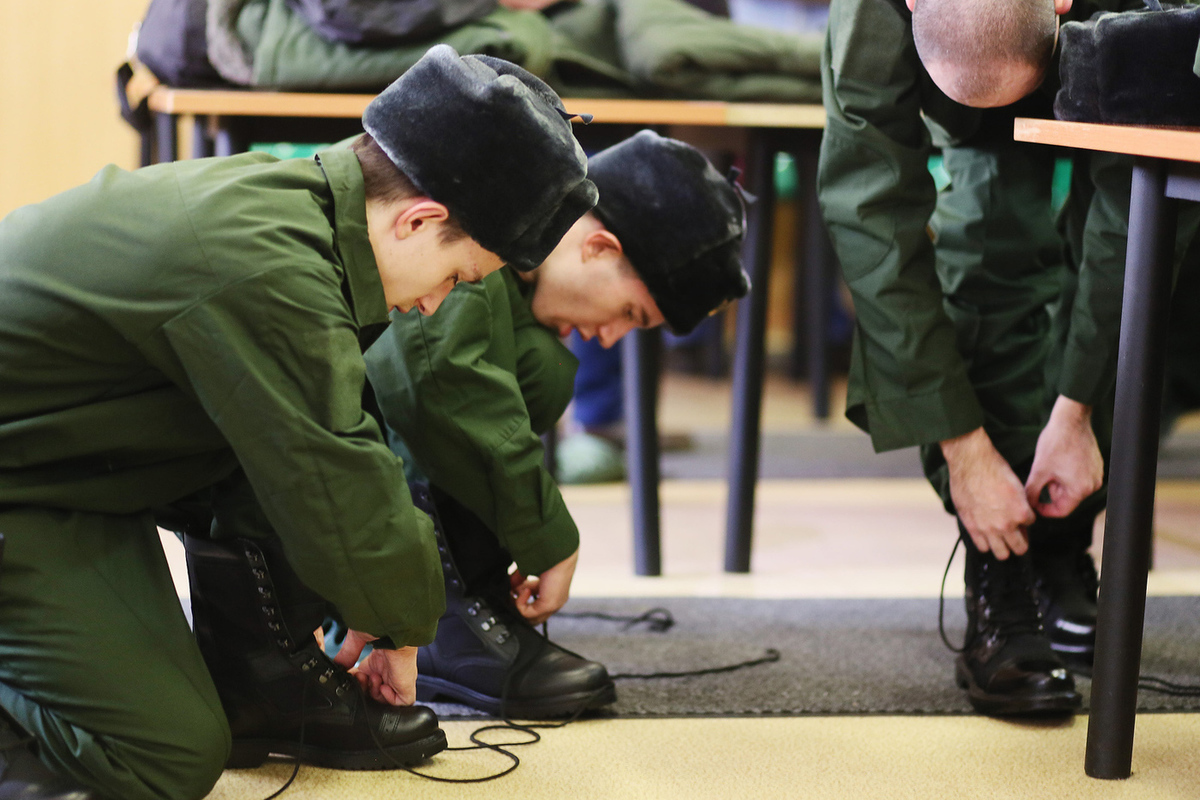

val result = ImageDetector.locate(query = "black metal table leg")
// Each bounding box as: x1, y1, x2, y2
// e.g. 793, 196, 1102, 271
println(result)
155, 113, 178, 164
192, 116, 214, 159
624, 328, 661, 576
1086, 157, 1178, 780
799, 136, 832, 421
214, 118, 247, 157
140, 130, 154, 168
724, 130, 777, 573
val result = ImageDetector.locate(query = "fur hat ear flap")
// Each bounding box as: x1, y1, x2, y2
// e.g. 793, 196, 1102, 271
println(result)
587, 130, 750, 334
363, 45, 597, 270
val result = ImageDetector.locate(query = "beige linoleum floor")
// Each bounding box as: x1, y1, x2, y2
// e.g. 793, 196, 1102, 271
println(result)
190, 374, 1200, 800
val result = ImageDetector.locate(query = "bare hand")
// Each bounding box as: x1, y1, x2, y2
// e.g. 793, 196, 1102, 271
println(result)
332, 629, 418, 706
1025, 396, 1103, 519
509, 549, 579, 625
941, 427, 1036, 559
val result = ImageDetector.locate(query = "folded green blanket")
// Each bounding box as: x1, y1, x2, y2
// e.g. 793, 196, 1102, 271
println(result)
217, 0, 822, 102
609, 0, 823, 102
237, 0, 558, 90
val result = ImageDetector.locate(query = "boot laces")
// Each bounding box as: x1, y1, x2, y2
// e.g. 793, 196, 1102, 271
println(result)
977, 558, 1044, 640
299, 650, 355, 698
466, 599, 511, 645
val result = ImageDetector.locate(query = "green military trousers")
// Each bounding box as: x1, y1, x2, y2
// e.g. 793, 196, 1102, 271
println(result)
918, 140, 1109, 532
0, 506, 230, 800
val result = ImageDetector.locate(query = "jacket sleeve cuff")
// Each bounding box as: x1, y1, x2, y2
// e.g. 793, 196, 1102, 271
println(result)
848, 378, 985, 453
1056, 340, 1116, 407
382, 620, 439, 649
508, 505, 580, 577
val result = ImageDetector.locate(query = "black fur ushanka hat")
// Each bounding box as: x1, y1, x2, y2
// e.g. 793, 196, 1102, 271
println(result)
363, 45, 599, 271
1056, 2, 1200, 126
587, 130, 750, 335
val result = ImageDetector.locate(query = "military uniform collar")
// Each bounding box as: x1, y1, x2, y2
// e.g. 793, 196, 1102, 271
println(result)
315, 148, 390, 331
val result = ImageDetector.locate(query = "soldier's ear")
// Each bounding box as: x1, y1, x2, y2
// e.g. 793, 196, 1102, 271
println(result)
906, 0, 915, 11
392, 199, 450, 240
581, 229, 623, 262
1053, 0, 1072, 14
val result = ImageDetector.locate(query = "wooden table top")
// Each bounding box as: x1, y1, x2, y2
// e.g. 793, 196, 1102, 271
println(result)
147, 87, 826, 129
1014, 118, 1200, 163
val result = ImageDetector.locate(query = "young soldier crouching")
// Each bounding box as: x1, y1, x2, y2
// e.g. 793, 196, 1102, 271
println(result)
355, 130, 751, 718
0, 45, 594, 800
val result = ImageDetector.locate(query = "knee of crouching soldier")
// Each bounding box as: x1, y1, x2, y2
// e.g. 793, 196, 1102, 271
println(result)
146, 710, 231, 800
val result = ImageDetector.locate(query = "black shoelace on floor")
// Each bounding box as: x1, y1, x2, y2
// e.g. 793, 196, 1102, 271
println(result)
556, 608, 780, 679
259, 606, 780, 796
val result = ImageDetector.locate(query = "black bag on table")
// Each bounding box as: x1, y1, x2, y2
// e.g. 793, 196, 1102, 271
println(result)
135, 0, 227, 87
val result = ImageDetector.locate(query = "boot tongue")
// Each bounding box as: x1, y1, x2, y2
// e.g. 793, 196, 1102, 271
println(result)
987, 558, 1043, 637
474, 572, 518, 615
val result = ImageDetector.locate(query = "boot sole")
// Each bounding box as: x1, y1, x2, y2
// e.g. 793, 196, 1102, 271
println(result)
227, 729, 447, 770
954, 658, 1081, 717
416, 676, 617, 719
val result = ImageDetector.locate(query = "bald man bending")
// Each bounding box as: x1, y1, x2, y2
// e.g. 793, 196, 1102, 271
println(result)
912, 0, 1070, 107
818, 0, 1143, 716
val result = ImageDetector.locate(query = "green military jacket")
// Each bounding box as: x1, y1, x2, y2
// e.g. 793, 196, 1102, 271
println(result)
0, 149, 443, 646
365, 269, 580, 577
818, 0, 1140, 453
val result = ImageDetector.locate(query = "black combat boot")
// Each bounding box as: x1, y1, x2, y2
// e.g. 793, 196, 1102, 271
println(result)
1028, 518, 1099, 668
185, 535, 446, 769
413, 486, 617, 719
0, 708, 97, 800
955, 529, 1082, 716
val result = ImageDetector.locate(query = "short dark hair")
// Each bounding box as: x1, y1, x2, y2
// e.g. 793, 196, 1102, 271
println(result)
351, 133, 468, 244
913, 0, 1057, 106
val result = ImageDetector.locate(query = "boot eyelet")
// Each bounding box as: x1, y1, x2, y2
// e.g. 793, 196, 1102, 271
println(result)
467, 606, 477, 616
481, 620, 491, 631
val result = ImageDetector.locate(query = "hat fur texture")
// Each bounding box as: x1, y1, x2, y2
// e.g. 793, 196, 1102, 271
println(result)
363, 45, 598, 270
587, 130, 749, 334
1056, 4, 1200, 125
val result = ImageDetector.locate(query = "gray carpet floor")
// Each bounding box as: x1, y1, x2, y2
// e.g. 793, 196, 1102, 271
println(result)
428, 596, 1200, 718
